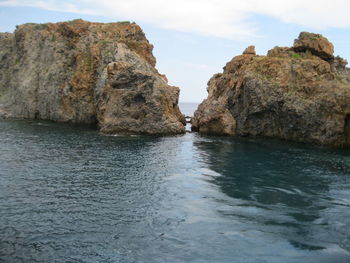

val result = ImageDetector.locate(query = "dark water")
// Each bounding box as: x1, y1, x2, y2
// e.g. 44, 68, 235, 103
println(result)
1, 120, 350, 263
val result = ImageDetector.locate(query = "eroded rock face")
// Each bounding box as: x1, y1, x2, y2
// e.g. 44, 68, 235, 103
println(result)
293, 32, 334, 61
0, 19, 185, 134
192, 33, 350, 147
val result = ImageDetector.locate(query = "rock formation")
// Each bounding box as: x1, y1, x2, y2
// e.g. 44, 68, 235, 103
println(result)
192, 32, 350, 147
0, 19, 185, 134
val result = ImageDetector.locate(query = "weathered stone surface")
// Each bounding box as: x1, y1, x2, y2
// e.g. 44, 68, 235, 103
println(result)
243, 45, 256, 55
293, 32, 334, 61
267, 46, 293, 58
192, 33, 350, 147
0, 19, 185, 134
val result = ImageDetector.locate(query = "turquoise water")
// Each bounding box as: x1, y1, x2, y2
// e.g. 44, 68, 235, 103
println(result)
0, 119, 350, 263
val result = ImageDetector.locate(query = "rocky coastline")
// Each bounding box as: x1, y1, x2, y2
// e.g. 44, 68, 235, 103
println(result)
192, 32, 350, 147
1, 23, 350, 147
0, 19, 185, 135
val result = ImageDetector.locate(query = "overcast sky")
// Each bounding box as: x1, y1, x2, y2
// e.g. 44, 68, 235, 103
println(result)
1, 0, 350, 102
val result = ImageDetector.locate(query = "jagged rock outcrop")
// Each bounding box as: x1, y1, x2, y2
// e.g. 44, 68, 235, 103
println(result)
192, 32, 350, 147
293, 32, 334, 61
0, 19, 185, 134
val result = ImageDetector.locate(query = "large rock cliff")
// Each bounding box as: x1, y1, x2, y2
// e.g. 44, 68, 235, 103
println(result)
192, 32, 350, 147
0, 19, 185, 134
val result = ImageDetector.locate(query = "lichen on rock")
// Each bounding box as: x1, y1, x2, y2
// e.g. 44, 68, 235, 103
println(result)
192, 33, 350, 147
0, 19, 185, 134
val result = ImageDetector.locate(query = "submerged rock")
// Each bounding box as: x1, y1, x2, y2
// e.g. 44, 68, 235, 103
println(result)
192, 33, 350, 147
0, 19, 185, 134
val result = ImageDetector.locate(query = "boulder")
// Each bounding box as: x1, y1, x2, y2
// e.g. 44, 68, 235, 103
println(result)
243, 45, 256, 55
293, 32, 334, 61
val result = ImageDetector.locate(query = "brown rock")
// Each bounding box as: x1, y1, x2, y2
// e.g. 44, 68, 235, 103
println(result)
267, 47, 292, 58
191, 73, 236, 135
0, 20, 185, 134
243, 45, 256, 55
293, 32, 334, 61
332, 56, 348, 71
192, 32, 350, 148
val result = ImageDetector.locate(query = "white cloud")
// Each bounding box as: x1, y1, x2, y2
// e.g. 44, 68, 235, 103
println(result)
250, 0, 350, 29
0, 0, 96, 15
1, 0, 350, 39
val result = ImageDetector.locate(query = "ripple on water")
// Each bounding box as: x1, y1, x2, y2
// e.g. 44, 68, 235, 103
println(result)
0, 120, 350, 262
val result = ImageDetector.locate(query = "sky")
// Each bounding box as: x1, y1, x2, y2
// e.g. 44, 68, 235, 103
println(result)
1, 0, 350, 102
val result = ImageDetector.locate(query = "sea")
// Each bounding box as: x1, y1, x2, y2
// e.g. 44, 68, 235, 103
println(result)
0, 102, 349, 263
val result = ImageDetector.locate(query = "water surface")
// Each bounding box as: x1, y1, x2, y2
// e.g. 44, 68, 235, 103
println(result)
0, 120, 349, 262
